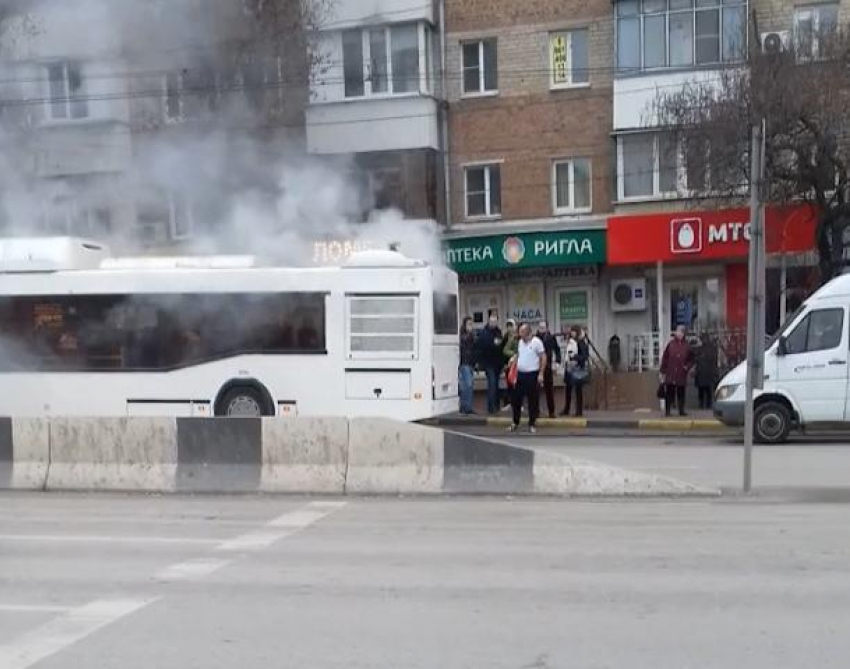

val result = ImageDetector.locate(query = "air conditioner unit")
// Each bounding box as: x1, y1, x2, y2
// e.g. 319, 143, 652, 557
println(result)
611, 278, 647, 312
761, 31, 790, 54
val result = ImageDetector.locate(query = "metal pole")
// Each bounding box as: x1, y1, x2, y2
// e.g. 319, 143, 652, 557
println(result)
438, 0, 452, 230
656, 260, 664, 367
743, 122, 764, 493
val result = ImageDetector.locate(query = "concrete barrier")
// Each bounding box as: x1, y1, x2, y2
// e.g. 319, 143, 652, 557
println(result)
532, 449, 719, 497
261, 417, 348, 494
176, 418, 261, 493
346, 418, 443, 494
0, 416, 719, 497
0, 418, 50, 490
47, 417, 177, 492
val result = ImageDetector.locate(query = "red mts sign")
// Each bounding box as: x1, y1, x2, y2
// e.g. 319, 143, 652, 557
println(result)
607, 204, 817, 265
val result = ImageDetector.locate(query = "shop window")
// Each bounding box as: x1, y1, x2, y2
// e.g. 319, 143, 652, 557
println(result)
462, 38, 498, 95
553, 158, 592, 213
464, 163, 501, 219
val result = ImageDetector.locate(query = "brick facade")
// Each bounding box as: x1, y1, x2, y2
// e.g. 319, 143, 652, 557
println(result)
445, 0, 614, 228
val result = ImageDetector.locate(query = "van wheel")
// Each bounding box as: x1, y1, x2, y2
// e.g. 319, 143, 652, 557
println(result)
220, 386, 266, 417
754, 401, 791, 444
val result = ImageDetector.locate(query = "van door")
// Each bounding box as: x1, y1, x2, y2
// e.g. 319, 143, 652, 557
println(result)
775, 306, 848, 424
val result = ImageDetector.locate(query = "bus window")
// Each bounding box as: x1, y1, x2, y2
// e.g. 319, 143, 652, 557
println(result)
347, 296, 418, 359
0, 292, 327, 372
433, 293, 459, 335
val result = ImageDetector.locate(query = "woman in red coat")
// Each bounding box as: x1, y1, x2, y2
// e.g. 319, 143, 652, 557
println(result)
660, 325, 695, 416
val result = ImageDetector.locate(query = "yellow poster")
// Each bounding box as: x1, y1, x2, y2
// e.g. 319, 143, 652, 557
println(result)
551, 34, 568, 85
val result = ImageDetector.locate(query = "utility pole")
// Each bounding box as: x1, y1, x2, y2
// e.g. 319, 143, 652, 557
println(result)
743, 120, 766, 493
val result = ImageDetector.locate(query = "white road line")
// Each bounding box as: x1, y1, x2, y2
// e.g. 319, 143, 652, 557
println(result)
0, 605, 71, 614
218, 501, 348, 552
0, 598, 153, 669
0, 534, 219, 546
154, 558, 231, 582
217, 530, 296, 552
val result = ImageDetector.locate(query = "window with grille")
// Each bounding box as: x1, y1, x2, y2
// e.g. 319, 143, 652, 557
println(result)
346, 295, 419, 359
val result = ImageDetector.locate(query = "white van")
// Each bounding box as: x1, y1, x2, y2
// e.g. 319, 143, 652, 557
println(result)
714, 273, 850, 443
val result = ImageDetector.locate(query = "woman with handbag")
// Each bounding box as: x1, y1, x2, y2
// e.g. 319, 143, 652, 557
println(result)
561, 327, 589, 417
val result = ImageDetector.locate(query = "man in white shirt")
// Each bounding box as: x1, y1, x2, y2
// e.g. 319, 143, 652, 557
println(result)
509, 323, 547, 433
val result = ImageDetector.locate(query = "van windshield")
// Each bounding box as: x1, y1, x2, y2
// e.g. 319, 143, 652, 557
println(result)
768, 302, 807, 348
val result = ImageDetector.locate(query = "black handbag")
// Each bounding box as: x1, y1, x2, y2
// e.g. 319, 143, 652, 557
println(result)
656, 383, 666, 399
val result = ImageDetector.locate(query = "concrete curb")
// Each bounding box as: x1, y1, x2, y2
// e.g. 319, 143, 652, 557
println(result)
425, 416, 730, 432
0, 416, 721, 498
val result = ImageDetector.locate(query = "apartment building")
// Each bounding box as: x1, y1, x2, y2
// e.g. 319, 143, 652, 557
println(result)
442, 0, 614, 342
605, 0, 825, 369
0, 1, 313, 252
306, 0, 442, 226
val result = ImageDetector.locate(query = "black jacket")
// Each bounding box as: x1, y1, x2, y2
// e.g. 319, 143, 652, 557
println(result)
695, 342, 719, 387
474, 325, 503, 369
459, 331, 476, 367
536, 331, 562, 368
575, 338, 590, 369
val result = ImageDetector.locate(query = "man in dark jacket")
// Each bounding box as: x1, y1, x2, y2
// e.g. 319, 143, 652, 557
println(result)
474, 313, 504, 414
695, 333, 719, 409
536, 321, 562, 418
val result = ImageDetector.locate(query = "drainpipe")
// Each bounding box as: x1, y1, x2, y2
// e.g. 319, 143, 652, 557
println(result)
438, 0, 452, 230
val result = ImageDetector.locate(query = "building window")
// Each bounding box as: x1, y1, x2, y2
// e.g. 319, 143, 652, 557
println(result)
794, 4, 839, 60
616, 0, 747, 73
462, 39, 498, 95
163, 66, 220, 122
46, 62, 88, 120
343, 23, 426, 98
343, 29, 365, 97
169, 194, 194, 241
550, 30, 589, 87
464, 164, 501, 218
552, 159, 592, 213
618, 132, 680, 200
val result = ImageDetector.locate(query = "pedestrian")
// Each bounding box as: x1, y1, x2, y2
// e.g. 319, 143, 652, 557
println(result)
508, 323, 546, 433
535, 321, 562, 418
695, 332, 719, 409
561, 327, 589, 417
458, 316, 476, 415
473, 312, 504, 414
501, 319, 518, 407
660, 324, 695, 417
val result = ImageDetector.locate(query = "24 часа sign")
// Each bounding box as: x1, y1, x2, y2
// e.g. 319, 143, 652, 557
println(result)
443, 229, 605, 273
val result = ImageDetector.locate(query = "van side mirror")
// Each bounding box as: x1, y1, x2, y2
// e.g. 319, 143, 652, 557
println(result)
777, 336, 787, 357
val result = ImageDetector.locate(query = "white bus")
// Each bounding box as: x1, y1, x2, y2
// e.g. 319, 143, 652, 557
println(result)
0, 238, 459, 421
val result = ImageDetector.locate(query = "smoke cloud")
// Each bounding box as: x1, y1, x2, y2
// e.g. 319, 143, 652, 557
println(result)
0, 0, 444, 268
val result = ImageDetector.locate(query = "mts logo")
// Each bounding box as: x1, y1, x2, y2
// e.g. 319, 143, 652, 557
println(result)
708, 221, 751, 244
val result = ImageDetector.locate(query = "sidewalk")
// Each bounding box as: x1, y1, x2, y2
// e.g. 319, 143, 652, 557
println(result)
427, 407, 731, 432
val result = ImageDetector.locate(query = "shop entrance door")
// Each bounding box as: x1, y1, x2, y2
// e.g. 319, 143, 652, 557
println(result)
666, 278, 722, 334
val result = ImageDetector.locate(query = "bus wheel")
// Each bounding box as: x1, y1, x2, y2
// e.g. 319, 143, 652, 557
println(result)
220, 386, 266, 417
754, 401, 791, 444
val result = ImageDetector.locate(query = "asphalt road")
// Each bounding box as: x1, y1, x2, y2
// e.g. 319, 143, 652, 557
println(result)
487, 431, 850, 498
3, 492, 850, 668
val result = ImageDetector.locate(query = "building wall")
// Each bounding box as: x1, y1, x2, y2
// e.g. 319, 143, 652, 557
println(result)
445, 0, 614, 229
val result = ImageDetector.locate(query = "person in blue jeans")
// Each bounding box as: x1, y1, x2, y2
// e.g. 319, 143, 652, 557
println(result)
458, 317, 476, 414
474, 313, 504, 414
